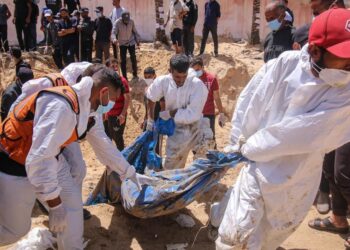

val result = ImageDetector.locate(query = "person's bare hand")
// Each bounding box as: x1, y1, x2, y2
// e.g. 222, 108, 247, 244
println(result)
118, 115, 126, 125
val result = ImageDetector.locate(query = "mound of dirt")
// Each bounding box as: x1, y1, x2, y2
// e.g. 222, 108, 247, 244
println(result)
0, 51, 58, 93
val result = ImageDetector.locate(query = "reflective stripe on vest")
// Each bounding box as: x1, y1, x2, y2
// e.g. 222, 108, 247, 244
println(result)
0, 86, 80, 166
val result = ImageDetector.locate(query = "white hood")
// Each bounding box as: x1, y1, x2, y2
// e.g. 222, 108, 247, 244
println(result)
61, 62, 92, 86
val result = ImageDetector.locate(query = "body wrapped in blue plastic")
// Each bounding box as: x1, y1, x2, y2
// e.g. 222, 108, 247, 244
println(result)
85, 119, 244, 218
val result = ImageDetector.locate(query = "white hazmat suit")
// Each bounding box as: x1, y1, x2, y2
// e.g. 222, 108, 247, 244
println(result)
146, 74, 209, 169
0, 76, 137, 249
215, 46, 350, 249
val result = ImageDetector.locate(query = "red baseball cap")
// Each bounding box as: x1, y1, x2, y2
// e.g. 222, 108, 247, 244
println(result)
309, 8, 350, 59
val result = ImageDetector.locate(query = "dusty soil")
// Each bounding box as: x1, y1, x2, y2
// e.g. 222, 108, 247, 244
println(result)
0, 41, 346, 250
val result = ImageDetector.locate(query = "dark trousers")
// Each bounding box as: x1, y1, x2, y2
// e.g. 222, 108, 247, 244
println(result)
0, 24, 9, 52
323, 142, 350, 216
320, 154, 331, 194
28, 23, 37, 51
183, 25, 195, 56
204, 114, 217, 149
95, 41, 110, 62
199, 24, 218, 55
103, 115, 126, 151
120, 45, 137, 80
81, 39, 93, 62
62, 41, 76, 66
15, 22, 30, 51
112, 43, 118, 59
53, 46, 63, 69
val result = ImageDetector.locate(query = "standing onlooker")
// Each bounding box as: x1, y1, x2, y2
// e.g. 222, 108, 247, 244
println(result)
45, 0, 62, 15
104, 58, 130, 151
44, 9, 63, 69
10, 46, 31, 75
263, 2, 293, 63
71, 9, 80, 60
199, 0, 220, 57
57, 8, 77, 65
190, 57, 226, 146
13, 0, 32, 51
182, 0, 198, 57
95, 6, 113, 62
112, 11, 140, 80
77, 8, 94, 62
0, 2, 11, 52
165, 0, 189, 54
64, 0, 80, 14
109, 0, 125, 59
39, 7, 49, 45
28, 0, 39, 51
0, 67, 34, 121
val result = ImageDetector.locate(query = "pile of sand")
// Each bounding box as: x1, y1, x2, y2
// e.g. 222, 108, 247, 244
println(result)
0, 42, 344, 250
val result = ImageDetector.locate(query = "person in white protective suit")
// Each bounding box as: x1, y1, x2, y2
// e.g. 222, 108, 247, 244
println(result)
146, 54, 210, 170
211, 8, 350, 250
10, 62, 96, 223
0, 67, 154, 250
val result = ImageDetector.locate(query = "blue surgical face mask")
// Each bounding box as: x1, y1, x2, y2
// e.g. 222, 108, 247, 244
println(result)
195, 70, 203, 78
96, 100, 115, 114
96, 92, 115, 114
268, 18, 282, 31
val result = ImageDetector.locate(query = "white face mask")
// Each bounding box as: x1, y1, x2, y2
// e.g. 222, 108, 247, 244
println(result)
195, 70, 203, 78
312, 62, 350, 88
144, 78, 154, 86
96, 12, 102, 18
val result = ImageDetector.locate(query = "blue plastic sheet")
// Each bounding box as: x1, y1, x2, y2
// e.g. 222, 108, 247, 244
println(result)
85, 118, 245, 218
121, 151, 244, 218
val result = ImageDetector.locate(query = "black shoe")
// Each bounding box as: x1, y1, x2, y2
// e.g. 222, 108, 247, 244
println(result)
83, 208, 92, 220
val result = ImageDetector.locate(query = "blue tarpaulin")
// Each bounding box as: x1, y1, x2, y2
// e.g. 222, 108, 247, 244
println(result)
85, 119, 245, 218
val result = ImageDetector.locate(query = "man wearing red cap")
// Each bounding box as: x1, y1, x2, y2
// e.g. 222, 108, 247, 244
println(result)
210, 8, 350, 250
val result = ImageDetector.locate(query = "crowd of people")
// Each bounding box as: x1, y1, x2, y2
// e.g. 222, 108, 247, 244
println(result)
0, 0, 350, 250
0, 0, 221, 77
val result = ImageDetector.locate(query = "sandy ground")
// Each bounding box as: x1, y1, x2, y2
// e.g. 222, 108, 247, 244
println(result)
0, 40, 347, 250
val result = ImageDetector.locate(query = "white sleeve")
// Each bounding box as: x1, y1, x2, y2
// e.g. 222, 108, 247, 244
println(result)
10, 78, 53, 112
146, 77, 164, 102
26, 94, 77, 201
230, 61, 274, 145
242, 101, 350, 162
174, 80, 208, 124
86, 115, 134, 180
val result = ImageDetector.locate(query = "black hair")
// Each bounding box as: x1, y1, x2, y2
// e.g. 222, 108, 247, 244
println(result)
144, 67, 156, 75
190, 57, 204, 67
105, 58, 118, 67
10, 46, 22, 59
17, 67, 34, 83
81, 64, 105, 77
93, 67, 125, 93
170, 54, 190, 73
325, 0, 345, 8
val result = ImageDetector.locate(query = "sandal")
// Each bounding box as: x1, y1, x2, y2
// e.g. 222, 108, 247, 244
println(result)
308, 217, 349, 234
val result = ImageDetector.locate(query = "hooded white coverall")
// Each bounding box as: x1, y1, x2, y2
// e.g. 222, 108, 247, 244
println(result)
146, 74, 209, 169
215, 46, 350, 250
0, 77, 136, 249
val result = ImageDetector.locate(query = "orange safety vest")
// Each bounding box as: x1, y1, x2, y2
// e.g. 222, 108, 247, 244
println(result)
0, 86, 80, 166
44, 73, 69, 87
